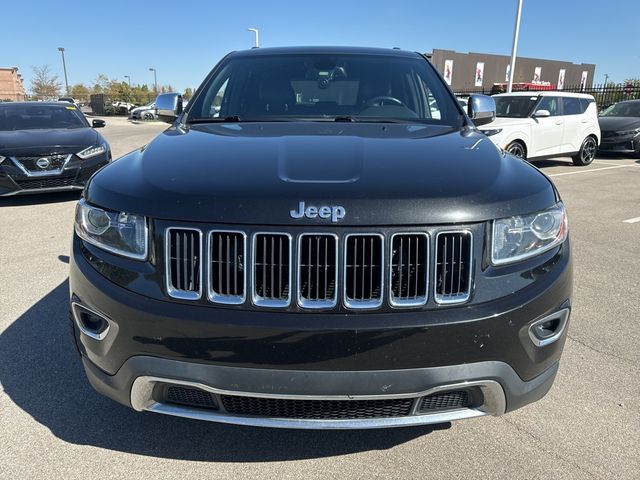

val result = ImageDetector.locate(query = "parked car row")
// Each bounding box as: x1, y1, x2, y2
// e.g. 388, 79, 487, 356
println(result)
476, 93, 640, 164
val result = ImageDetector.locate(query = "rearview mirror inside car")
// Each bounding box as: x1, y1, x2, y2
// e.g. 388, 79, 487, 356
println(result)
92, 119, 106, 128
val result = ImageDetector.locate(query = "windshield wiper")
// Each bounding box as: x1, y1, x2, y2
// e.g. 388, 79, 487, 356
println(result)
188, 115, 242, 124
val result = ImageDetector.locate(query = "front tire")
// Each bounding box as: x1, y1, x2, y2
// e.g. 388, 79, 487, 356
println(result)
572, 136, 597, 166
506, 141, 526, 159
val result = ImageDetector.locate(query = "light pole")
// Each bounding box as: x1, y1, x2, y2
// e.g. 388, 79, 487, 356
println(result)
507, 0, 523, 93
58, 47, 69, 95
248, 28, 259, 48
603, 73, 609, 86
149, 67, 157, 93
124, 75, 131, 87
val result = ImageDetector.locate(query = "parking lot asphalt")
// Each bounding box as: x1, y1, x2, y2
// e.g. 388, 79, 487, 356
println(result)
1, 117, 638, 479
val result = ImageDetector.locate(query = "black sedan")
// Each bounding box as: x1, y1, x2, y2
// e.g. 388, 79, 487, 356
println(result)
598, 99, 640, 158
0, 102, 111, 196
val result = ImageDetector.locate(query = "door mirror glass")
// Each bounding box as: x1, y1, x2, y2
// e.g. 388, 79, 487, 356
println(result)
468, 94, 496, 126
156, 93, 183, 123
92, 119, 106, 128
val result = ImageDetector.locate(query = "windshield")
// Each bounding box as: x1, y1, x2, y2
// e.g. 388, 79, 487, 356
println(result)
494, 96, 538, 118
187, 53, 460, 124
600, 102, 640, 117
0, 104, 87, 131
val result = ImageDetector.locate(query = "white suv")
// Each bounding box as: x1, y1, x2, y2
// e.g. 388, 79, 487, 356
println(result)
478, 91, 600, 166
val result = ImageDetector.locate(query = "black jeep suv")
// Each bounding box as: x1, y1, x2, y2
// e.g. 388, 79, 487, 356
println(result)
69, 47, 572, 429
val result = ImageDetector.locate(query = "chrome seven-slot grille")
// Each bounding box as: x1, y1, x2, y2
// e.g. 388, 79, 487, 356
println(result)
164, 228, 473, 309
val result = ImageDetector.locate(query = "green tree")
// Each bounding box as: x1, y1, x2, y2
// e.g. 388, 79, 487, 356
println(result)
30, 65, 61, 100
183, 87, 193, 100
92, 74, 110, 94
70, 83, 90, 103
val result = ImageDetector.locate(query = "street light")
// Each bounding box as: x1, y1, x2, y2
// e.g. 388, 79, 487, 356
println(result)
507, 0, 523, 93
149, 67, 157, 93
603, 73, 609, 85
248, 28, 259, 48
58, 47, 69, 95
124, 75, 131, 87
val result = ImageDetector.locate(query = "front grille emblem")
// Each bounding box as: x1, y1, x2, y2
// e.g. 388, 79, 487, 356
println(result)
290, 201, 346, 223
36, 157, 50, 169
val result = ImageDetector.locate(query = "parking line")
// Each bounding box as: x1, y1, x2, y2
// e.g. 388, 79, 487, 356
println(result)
548, 164, 640, 177
623, 216, 640, 224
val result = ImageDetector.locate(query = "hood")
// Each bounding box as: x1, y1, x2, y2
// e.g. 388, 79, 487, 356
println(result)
478, 116, 531, 130
598, 116, 640, 132
0, 127, 99, 155
85, 122, 557, 226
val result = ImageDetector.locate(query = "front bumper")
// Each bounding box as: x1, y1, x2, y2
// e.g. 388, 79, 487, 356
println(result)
69, 231, 572, 428
598, 136, 639, 154
0, 152, 110, 196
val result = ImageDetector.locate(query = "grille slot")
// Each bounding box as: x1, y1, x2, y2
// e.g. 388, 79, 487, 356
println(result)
418, 390, 471, 412
165, 386, 219, 409
220, 395, 414, 419
166, 228, 202, 299
252, 233, 291, 307
14, 175, 77, 190
298, 234, 338, 308
390, 233, 428, 306
208, 231, 246, 304
344, 234, 384, 308
435, 231, 473, 304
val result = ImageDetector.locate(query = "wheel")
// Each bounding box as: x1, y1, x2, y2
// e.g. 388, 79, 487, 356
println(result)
505, 141, 526, 159
143, 112, 155, 120
572, 136, 597, 166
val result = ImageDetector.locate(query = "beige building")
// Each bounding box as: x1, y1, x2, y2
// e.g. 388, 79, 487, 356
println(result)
0, 67, 26, 101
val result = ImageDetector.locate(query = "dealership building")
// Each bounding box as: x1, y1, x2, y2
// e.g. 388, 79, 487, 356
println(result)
425, 49, 596, 92
0, 67, 26, 101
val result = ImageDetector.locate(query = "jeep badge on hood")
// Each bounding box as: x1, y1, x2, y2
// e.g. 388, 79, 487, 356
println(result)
290, 201, 346, 223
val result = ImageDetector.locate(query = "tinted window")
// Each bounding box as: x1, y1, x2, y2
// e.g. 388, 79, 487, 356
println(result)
536, 97, 560, 116
494, 96, 537, 118
562, 97, 584, 115
188, 53, 459, 124
0, 104, 87, 131
600, 102, 640, 117
579, 98, 592, 113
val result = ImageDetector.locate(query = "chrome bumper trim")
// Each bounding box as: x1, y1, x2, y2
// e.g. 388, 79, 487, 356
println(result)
130, 375, 506, 429
0, 185, 84, 197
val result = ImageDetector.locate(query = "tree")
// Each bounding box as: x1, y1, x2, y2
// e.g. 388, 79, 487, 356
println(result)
70, 83, 90, 103
92, 74, 110, 94
183, 88, 193, 100
31, 65, 61, 100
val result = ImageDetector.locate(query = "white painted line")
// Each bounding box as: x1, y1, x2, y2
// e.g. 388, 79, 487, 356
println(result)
548, 164, 640, 177
623, 217, 640, 224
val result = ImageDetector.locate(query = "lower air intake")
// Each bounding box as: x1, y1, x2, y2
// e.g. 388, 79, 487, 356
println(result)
220, 395, 414, 419
418, 390, 471, 412
165, 386, 218, 409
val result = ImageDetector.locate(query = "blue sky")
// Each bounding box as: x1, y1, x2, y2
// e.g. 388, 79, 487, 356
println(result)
5, 0, 639, 92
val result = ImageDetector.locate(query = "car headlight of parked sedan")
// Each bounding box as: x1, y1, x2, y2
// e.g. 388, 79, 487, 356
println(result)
492, 202, 567, 265
616, 128, 640, 136
75, 199, 148, 260
482, 129, 503, 137
77, 144, 108, 160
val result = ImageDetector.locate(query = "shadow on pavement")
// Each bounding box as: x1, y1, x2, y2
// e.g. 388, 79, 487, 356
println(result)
0, 190, 81, 207
0, 280, 445, 462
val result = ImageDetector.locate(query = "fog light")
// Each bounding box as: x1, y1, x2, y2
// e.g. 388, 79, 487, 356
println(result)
528, 308, 570, 347
71, 302, 111, 340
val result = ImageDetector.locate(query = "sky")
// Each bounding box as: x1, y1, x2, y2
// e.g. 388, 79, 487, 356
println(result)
4, 0, 639, 93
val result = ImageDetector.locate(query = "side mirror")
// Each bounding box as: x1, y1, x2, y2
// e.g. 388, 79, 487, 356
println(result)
468, 94, 496, 126
92, 119, 105, 128
156, 93, 183, 123
533, 109, 551, 118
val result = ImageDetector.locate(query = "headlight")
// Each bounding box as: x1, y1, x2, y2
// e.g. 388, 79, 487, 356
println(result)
75, 199, 148, 260
77, 144, 107, 159
481, 129, 503, 137
491, 203, 567, 265
616, 128, 640, 136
